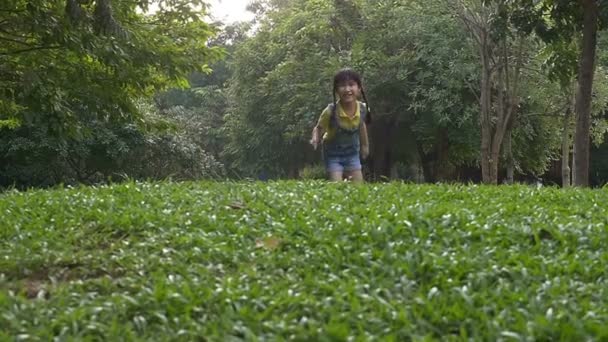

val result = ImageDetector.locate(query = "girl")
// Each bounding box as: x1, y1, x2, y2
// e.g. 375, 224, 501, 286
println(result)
310, 68, 371, 182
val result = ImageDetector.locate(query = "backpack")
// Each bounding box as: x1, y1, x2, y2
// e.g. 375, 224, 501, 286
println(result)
323, 102, 370, 157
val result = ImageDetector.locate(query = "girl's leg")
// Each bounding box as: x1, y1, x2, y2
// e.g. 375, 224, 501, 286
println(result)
344, 170, 364, 183
325, 155, 343, 181
328, 171, 343, 181
343, 154, 364, 182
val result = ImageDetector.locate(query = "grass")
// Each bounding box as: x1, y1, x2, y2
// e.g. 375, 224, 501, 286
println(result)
1, 181, 608, 341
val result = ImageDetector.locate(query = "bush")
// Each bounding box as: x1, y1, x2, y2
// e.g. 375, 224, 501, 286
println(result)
299, 164, 325, 180
0, 118, 225, 188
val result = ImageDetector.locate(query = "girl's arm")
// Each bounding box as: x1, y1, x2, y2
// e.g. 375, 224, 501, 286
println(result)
311, 107, 330, 150
310, 125, 323, 150
360, 123, 369, 159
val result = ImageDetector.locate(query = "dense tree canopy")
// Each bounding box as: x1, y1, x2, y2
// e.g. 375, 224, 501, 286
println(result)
2, 0, 608, 187
0, 0, 222, 186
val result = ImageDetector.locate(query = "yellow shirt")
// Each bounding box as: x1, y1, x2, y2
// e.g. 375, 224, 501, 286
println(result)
317, 101, 361, 142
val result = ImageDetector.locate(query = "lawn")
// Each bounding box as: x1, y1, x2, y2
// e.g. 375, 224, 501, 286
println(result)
1, 181, 607, 340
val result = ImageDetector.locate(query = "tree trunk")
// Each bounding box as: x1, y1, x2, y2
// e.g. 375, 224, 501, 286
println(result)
479, 31, 493, 184
416, 142, 434, 183
435, 128, 450, 181
370, 120, 386, 179
573, 0, 598, 187
504, 131, 514, 184
370, 118, 394, 179
561, 110, 572, 187
561, 93, 574, 187
504, 97, 517, 185
381, 121, 394, 177
455, 2, 523, 184
489, 37, 523, 185
572, 125, 577, 183
453, 1, 495, 184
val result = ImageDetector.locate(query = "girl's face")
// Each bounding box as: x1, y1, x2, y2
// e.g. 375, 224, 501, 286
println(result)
336, 79, 360, 104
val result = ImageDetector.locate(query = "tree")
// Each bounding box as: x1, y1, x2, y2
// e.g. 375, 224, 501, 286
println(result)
225, 0, 348, 177
573, 0, 600, 186
511, 0, 608, 186
359, 0, 480, 181
449, 0, 530, 184
225, 0, 572, 182
0, 0, 224, 187
225, 0, 483, 180
156, 22, 250, 162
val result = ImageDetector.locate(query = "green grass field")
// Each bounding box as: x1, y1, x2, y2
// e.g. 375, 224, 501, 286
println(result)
2, 181, 608, 341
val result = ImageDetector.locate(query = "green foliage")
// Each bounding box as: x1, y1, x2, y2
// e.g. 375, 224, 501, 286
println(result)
0, 0, 225, 187
150, 22, 250, 178
2, 181, 608, 339
0, 101, 225, 188
224, 0, 338, 177
0, 0, 222, 133
299, 164, 325, 180
4, 0, 608, 186
225, 0, 482, 179
590, 141, 608, 186
510, 0, 608, 94
360, 0, 480, 168
157, 85, 229, 161
224, 0, 593, 181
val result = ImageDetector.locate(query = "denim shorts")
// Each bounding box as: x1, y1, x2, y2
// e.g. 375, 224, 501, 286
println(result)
325, 153, 361, 172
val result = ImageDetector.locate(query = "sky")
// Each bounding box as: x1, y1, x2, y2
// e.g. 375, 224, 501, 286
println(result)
208, 0, 254, 23
145, 1, 254, 24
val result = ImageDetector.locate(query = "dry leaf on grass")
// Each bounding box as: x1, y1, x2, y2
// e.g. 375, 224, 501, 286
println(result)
255, 236, 282, 250
228, 202, 247, 210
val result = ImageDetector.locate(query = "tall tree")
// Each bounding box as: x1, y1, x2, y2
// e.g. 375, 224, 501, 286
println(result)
450, 0, 528, 184
574, 0, 600, 186
511, 0, 607, 186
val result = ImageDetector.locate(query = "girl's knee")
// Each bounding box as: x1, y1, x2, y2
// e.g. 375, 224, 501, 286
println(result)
345, 170, 364, 182
328, 171, 343, 181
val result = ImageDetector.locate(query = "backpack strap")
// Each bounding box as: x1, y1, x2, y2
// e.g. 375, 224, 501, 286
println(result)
328, 103, 337, 129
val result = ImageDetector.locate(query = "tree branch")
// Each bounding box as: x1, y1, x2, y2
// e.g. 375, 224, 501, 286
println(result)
0, 9, 26, 13
449, 1, 483, 46
522, 100, 570, 119
0, 35, 32, 46
464, 77, 481, 103
0, 27, 36, 39
0, 45, 62, 55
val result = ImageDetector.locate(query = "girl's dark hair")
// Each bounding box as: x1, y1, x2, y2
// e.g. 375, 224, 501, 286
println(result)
332, 68, 372, 124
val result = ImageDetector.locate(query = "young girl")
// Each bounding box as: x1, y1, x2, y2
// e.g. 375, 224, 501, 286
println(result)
310, 68, 371, 182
